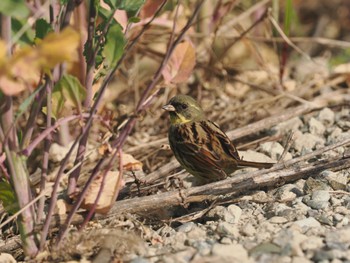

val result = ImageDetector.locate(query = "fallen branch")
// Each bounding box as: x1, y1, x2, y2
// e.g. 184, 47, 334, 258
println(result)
106, 154, 350, 216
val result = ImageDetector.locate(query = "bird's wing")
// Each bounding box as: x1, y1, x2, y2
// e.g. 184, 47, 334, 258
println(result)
169, 124, 228, 180
201, 120, 241, 161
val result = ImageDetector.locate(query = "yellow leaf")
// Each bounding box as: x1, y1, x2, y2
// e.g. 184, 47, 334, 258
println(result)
0, 41, 7, 67
38, 27, 80, 69
0, 27, 80, 96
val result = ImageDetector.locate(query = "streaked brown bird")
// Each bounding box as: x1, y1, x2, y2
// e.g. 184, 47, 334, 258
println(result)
163, 95, 273, 182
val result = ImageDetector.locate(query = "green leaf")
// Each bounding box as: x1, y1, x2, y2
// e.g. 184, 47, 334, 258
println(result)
103, 0, 145, 12
128, 17, 141, 23
0, 180, 18, 215
284, 0, 293, 36
11, 18, 35, 45
119, 0, 145, 12
0, 0, 29, 19
35, 19, 53, 40
102, 23, 126, 68
16, 85, 44, 119
103, 0, 116, 10
48, 75, 86, 119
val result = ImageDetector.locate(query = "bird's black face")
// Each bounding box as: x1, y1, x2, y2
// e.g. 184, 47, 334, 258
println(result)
162, 95, 204, 125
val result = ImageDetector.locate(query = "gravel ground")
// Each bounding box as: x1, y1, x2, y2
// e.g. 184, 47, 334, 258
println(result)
122, 107, 350, 263
7, 107, 347, 262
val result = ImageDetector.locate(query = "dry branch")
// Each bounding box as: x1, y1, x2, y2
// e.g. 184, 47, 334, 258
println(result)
105, 152, 350, 216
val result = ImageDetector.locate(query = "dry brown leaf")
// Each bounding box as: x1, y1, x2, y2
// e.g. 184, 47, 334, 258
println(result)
140, 0, 165, 19
81, 171, 121, 214
162, 40, 196, 84
122, 153, 143, 171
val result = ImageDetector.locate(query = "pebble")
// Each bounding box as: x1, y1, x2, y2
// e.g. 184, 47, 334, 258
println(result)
274, 184, 299, 201
309, 117, 326, 135
318, 107, 335, 127
216, 222, 239, 237
292, 217, 321, 230
300, 236, 323, 250
177, 222, 196, 233
207, 206, 226, 220
275, 117, 304, 134
211, 243, 251, 262
320, 170, 347, 190
225, 204, 242, 224
190, 240, 211, 256
241, 223, 256, 236
325, 227, 350, 250
259, 141, 292, 160
293, 132, 325, 152
304, 190, 330, 210
269, 216, 289, 224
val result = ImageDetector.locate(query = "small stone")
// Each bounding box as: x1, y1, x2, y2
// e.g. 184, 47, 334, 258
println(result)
292, 198, 309, 215
326, 227, 350, 250
239, 150, 274, 163
166, 232, 187, 250
273, 229, 307, 256
275, 117, 304, 134
130, 257, 150, 263
309, 117, 326, 135
318, 108, 335, 127
191, 240, 211, 256
293, 217, 321, 230
291, 256, 312, 263
187, 226, 207, 240
225, 205, 242, 224
0, 253, 16, 263
241, 223, 256, 236
220, 237, 233, 244
300, 236, 323, 250
249, 242, 282, 255
211, 243, 250, 262
216, 222, 239, 237
177, 222, 195, 233
269, 216, 288, 224
259, 141, 292, 161
312, 190, 331, 202
305, 190, 330, 210
321, 170, 347, 190
207, 206, 226, 220
250, 191, 272, 203
330, 196, 342, 206
312, 250, 336, 261
304, 177, 330, 194
274, 184, 299, 201
305, 200, 328, 210
316, 214, 333, 226
334, 206, 350, 215
293, 132, 325, 152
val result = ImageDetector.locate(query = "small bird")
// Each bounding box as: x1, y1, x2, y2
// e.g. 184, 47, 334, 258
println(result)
162, 95, 274, 182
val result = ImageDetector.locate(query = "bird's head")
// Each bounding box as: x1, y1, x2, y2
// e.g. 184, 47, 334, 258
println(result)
162, 95, 204, 125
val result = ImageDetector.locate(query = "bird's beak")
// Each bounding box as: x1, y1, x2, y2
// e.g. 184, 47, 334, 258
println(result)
162, 104, 176, 112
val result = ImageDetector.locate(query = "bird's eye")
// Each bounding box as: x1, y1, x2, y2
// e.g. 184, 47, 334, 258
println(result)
180, 103, 188, 110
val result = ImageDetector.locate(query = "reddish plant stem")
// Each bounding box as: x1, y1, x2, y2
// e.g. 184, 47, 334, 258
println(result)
22, 114, 91, 156
37, 78, 53, 222
55, 2, 170, 243
0, 15, 38, 257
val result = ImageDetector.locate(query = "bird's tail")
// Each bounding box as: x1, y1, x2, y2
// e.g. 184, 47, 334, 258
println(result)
236, 159, 274, 169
